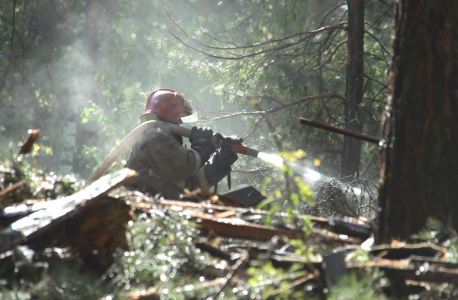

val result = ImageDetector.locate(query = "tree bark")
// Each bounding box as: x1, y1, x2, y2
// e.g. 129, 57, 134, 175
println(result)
341, 0, 365, 179
377, 1, 458, 243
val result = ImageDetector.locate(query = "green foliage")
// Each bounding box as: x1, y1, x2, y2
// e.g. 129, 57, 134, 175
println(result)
328, 269, 388, 300
121, 83, 147, 114
113, 212, 206, 297
30, 257, 113, 300
1, 154, 83, 205
0, 250, 116, 300
404, 219, 458, 298
111, 213, 252, 299
247, 261, 310, 299
0, 287, 32, 300
258, 150, 314, 227
412, 218, 458, 261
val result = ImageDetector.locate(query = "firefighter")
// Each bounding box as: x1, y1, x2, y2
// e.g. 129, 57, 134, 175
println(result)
124, 88, 242, 199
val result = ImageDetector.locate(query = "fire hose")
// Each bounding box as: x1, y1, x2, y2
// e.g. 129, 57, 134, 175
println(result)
88, 120, 259, 183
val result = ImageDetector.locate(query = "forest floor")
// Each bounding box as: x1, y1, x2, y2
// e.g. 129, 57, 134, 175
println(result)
0, 133, 457, 299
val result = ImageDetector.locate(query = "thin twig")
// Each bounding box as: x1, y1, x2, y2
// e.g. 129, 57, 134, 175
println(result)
10, 0, 16, 53
272, 273, 317, 297
167, 7, 346, 52
242, 114, 265, 140
166, 7, 347, 61
0, 180, 26, 200
305, 39, 348, 74
231, 167, 274, 174
323, 203, 358, 218
208, 250, 250, 300
213, 93, 346, 121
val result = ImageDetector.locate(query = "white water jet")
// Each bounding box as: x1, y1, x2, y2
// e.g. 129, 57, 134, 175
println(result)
257, 152, 367, 198
257, 152, 333, 186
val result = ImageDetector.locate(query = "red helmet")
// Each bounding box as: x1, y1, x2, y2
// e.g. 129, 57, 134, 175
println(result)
142, 89, 193, 123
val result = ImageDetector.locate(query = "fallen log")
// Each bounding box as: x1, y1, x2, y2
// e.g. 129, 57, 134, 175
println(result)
350, 257, 458, 285
0, 169, 136, 256
160, 199, 371, 240
175, 209, 363, 244
370, 243, 447, 260
189, 210, 305, 241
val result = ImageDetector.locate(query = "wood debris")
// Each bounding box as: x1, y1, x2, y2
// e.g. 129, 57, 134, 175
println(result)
0, 167, 457, 298
18, 129, 41, 155
0, 180, 26, 200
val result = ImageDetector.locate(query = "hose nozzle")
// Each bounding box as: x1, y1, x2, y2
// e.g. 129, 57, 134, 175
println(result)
232, 143, 259, 157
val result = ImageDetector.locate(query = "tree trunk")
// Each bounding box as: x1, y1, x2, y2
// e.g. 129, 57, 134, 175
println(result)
341, 0, 365, 179
377, 1, 458, 243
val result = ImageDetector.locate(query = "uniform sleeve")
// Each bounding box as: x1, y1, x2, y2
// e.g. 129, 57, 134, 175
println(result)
140, 128, 202, 182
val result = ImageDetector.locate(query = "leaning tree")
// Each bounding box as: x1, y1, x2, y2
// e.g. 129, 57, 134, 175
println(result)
377, 0, 458, 242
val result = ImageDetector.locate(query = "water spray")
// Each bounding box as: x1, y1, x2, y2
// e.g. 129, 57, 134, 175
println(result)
256, 152, 333, 185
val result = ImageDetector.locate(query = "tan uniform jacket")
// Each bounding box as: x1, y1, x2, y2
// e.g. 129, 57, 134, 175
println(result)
124, 126, 212, 199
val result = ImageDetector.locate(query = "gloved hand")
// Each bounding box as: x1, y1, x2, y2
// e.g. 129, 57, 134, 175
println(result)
190, 127, 216, 166
214, 135, 243, 166
203, 135, 243, 186
190, 126, 213, 142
